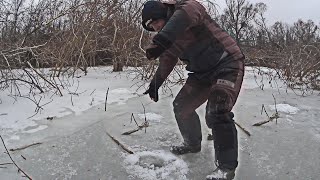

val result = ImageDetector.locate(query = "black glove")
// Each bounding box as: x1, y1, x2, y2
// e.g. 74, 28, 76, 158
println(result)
143, 84, 159, 102
146, 33, 173, 60
146, 44, 165, 60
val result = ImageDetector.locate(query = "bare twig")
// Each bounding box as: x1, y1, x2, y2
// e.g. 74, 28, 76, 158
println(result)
141, 102, 148, 133
106, 132, 133, 154
26, 61, 63, 96
105, 87, 109, 111
130, 113, 139, 127
27, 98, 54, 119
122, 128, 141, 135
89, 97, 94, 106
9, 142, 42, 152
235, 121, 251, 136
272, 94, 279, 124
122, 113, 149, 135
0, 135, 32, 179
261, 104, 270, 118
122, 122, 149, 135
90, 89, 96, 96
253, 118, 273, 126
0, 163, 13, 166
252, 113, 280, 126
23, 69, 44, 93
0, 78, 42, 93
71, 95, 74, 106
139, 28, 146, 53
254, 97, 280, 126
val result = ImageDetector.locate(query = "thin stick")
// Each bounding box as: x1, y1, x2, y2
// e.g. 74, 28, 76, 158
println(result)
105, 87, 109, 111
90, 89, 96, 96
261, 104, 270, 118
272, 94, 279, 124
26, 61, 62, 96
141, 103, 148, 133
9, 142, 42, 152
71, 95, 74, 106
139, 28, 146, 53
253, 119, 273, 126
122, 128, 141, 135
0, 135, 32, 179
130, 113, 139, 127
234, 121, 251, 136
252, 114, 279, 126
106, 132, 133, 154
0, 163, 13, 166
123, 113, 149, 135
122, 123, 149, 135
254, 98, 280, 126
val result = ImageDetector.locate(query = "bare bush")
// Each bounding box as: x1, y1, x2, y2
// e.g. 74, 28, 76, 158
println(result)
0, 0, 156, 107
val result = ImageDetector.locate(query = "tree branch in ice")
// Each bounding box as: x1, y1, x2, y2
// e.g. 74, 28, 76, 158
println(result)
106, 132, 134, 154
0, 135, 33, 180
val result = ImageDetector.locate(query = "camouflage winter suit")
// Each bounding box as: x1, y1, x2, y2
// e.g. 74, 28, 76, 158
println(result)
150, 0, 245, 169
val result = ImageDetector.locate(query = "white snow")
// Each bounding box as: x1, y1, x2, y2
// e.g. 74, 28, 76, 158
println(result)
206, 168, 226, 179
0, 67, 140, 133
123, 150, 189, 180
242, 67, 286, 90
138, 112, 163, 123
23, 125, 48, 133
0, 66, 290, 135
269, 104, 299, 114
9, 135, 20, 140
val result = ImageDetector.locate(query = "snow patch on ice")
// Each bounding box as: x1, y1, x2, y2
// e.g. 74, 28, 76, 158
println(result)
23, 125, 48, 133
138, 112, 163, 123
123, 150, 189, 180
108, 88, 136, 105
269, 104, 299, 114
10, 135, 20, 140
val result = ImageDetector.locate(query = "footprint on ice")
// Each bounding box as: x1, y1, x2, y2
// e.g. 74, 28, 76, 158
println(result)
123, 150, 189, 180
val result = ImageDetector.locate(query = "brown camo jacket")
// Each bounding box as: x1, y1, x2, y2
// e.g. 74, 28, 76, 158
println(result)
152, 0, 244, 85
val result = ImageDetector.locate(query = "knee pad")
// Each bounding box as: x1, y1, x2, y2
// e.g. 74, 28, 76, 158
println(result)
206, 112, 234, 128
208, 88, 234, 113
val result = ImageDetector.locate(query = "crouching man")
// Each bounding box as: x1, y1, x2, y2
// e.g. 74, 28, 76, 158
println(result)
142, 1, 245, 179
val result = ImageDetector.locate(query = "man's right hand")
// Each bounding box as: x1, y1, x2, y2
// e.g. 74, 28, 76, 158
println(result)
146, 43, 165, 60
143, 85, 159, 102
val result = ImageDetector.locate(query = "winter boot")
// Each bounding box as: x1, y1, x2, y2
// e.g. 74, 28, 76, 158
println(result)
206, 167, 235, 180
170, 143, 201, 155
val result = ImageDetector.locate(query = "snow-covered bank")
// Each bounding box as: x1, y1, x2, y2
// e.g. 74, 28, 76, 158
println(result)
0, 67, 142, 137
0, 66, 291, 135
0, 66, 319, 179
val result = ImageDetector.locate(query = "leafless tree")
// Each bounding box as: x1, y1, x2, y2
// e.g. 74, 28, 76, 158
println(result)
221, 0, 257, 42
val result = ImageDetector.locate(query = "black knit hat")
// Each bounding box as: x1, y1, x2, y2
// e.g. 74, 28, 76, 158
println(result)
142, 1, 168, 31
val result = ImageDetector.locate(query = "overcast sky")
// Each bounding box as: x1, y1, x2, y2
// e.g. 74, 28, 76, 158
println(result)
214, 0, 320, 25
